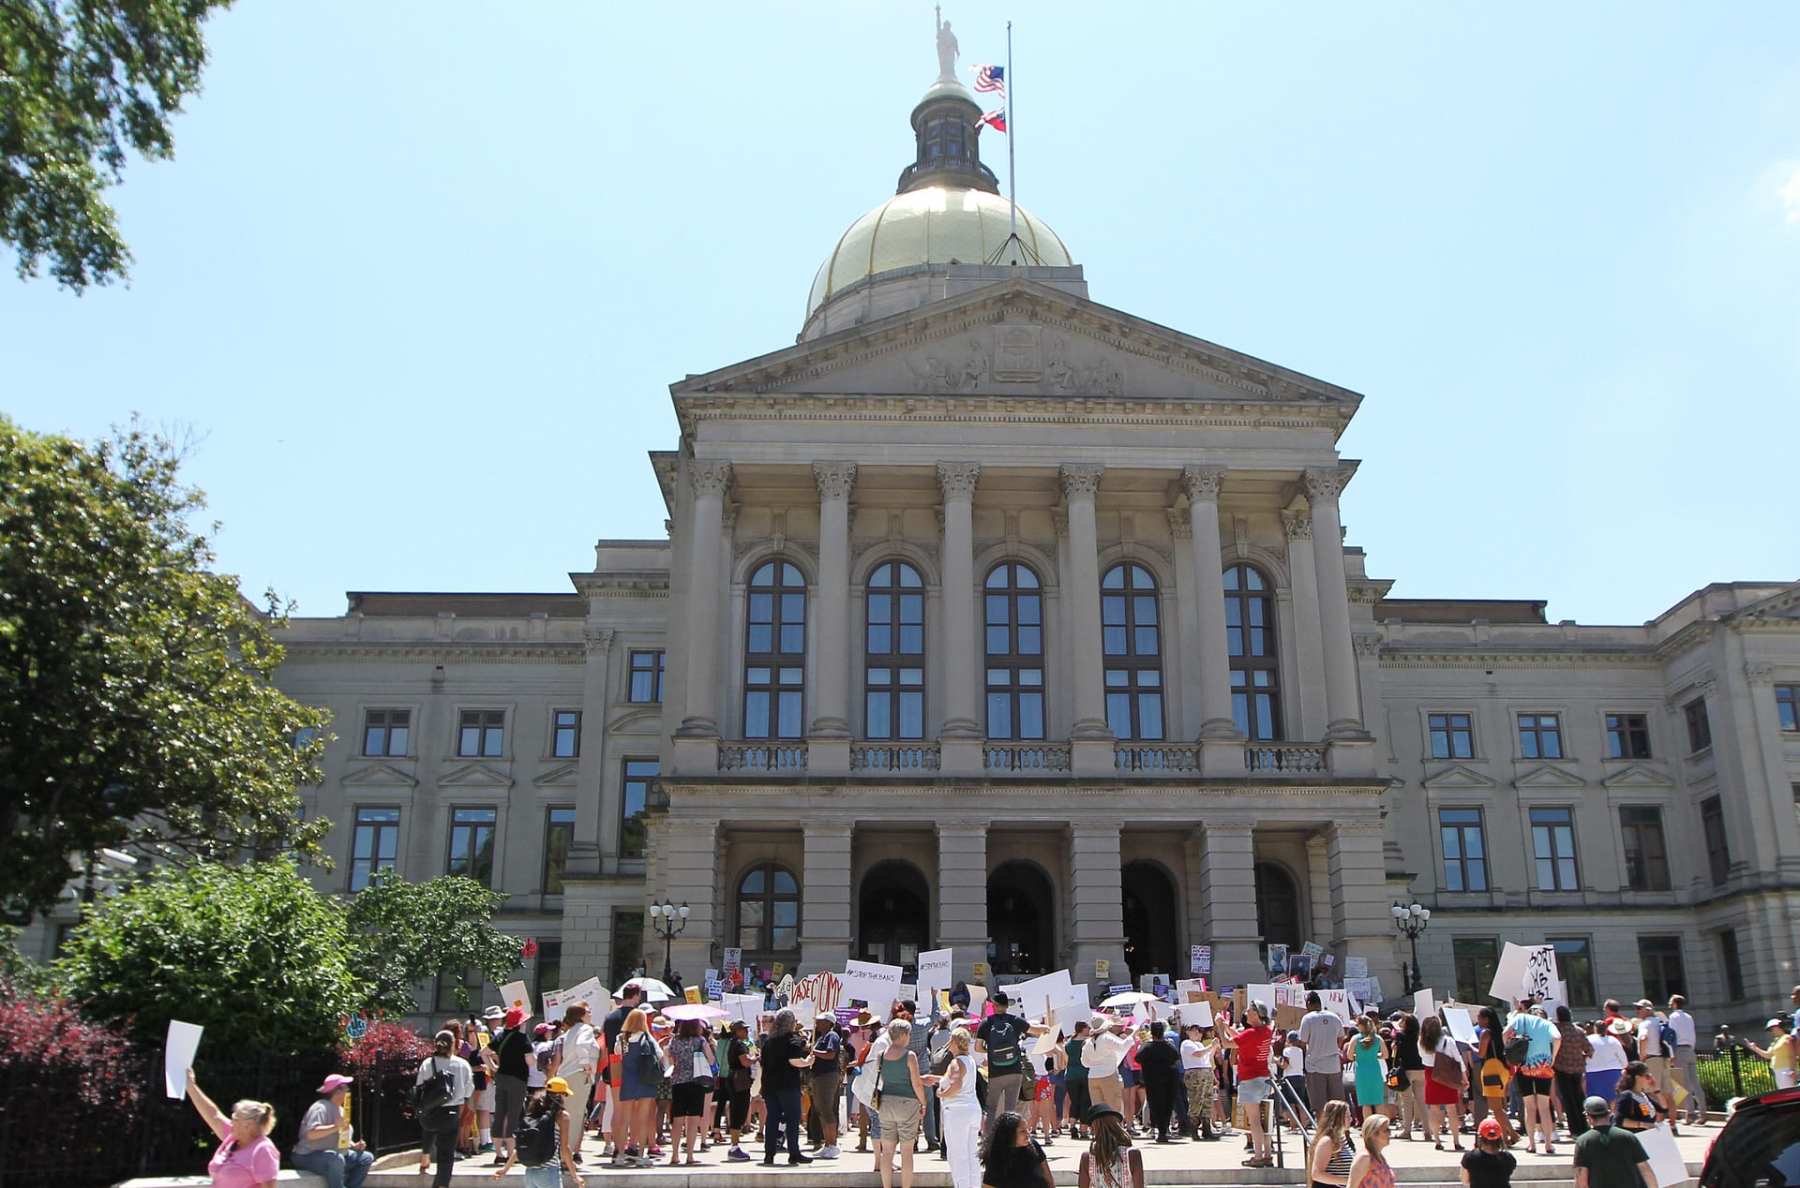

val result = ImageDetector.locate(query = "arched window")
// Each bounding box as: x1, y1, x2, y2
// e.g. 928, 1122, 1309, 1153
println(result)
736, 862, 800, 952
1224, 564, 1281, 740
744, 561, 806, 739
984, 562, 1044, 739
865, 561, 925, 739
1101, 562, 1164, 740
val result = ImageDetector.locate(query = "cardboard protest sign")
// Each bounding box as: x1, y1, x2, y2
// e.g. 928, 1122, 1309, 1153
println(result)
500, 980, 532, 1022
792, 971, 843, 1016
722, 992, 763, 1030
542, 987, 567, 1022
916, 948, 953, 1002
1414, 988, 1435, 1020
1344, 956, 1368, 979
1190, 945, 1212, 975
562, 977, 608, 1021
1175, 978, 1206, 1003
839, 960, 904, 1005
1274, 1003, 1305, 1030
165, 1020, 203, 1098
1442, 1006, 1478, 1046
1488, 943, 1556, 1004
1637, 1123, 1687, 1188
1319, 989, 1354, 1023
1001, 969, 1074, 1022
966, 985, 987, 1018
1179, 1000, 1214, 1029
1301, 941, 1324, 961
790, 999, 817, 1028
1265, 944, 1289, 976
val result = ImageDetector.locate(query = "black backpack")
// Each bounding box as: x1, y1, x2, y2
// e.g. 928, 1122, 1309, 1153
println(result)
410, 1057, 453, 1113
515, 1105, 561, 1167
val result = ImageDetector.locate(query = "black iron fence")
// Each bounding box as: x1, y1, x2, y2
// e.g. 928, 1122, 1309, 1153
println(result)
0, 1047, 422, 1188
1696, 1043, 1777, 1106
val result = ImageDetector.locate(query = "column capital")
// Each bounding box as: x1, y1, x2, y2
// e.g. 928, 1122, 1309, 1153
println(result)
1165, 507, 1192, 541
583, 626, 616, 656
1181, 464, 1226, 503
813, 460, 858, 501
1059, 463, 1105, 500
1744, 662, 1777, 687
1281, 509, 1313, 541
1303, 465, 1351, 504
690, 460, 733, 498
936, 461, 981, 501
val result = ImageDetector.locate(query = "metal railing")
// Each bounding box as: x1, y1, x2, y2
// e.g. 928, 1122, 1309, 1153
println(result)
850, 743, 941, 773
718, 742, 809, 772
1115, 743, 1202, 772
1245, 742, 1328, 773
983, 742, 1072, 773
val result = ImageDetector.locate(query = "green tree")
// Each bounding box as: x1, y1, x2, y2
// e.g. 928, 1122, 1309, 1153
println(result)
0, 416, 331, 926
57, 860, 361, 1053
1, 0, 232, 289
347, 872, 524, 1016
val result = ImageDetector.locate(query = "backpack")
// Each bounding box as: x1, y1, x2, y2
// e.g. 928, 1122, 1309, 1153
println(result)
1501, 1027, 1529, 1066
986, 1017, 1023, 1073
1657, 1019, 1679, 1053
410, 1057, 453, 1113
515, 1105, 561, 1167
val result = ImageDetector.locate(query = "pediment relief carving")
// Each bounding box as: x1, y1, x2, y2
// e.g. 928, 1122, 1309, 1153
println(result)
1421, 764, 1498, 790
437, 761, 515, 789
1599, 763, 1675, 789
533, 762, 579, 787
1513, 763, 1586, 790
342, 760, 419, 788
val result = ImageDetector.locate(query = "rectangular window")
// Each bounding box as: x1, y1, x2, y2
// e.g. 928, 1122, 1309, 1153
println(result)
1529, 806, 1579, 891
1777, 685, 1799, 733
361, 708, 410, 757
1518, 712, 1564, 759
1701, 796, 1731, 886
1684, 697, 1711, 752
1619, 806, 1671, 892
1452, 938, 1500, 1007
1438, 808, 1488, 892
537, 940, 563, 1001
629, 651, 665, 703
1549, 937, 1597, 1007
1720, 930, 1745, 1001
551, 709, 581, 758
1639, 935, 1687, 1001
543, 806, 576, 894
610, 910, 644, 989
1428, 712, 1475, 759
457, 709, 505, 757
619, 758, 658, 860
1605, 713, 1652, 759
349, 807, 400, 891
446, 806, 498, 885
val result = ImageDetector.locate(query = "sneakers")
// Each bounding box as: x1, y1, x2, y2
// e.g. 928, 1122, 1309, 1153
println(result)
789, 1153, 814, 1165
818, 1145, 840, 1160
728, 1146, 752, 1162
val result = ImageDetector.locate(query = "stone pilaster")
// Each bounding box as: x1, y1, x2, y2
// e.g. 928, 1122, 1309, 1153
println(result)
570, 627, 613, 876
1199, 820, 1261, 987
1167, 509, 1205, 741
809, 462, 857, 774
662, 818, 721, 980
937, 464, 983, 774
1306, 833, 1333, 950
1303, 467, 1370, 744
1069, 823, 1128, 983
800, 821, 854, 974
1060, 465, 1114, 773
1327, 819, 1400, 994
674, 461, 731, 770
1182, 467, 1243, 776
936, 820, 988, 982
1282, 509, 1329, 740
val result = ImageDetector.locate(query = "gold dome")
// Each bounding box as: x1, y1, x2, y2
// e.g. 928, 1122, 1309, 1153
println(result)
806, 186, 1073, 318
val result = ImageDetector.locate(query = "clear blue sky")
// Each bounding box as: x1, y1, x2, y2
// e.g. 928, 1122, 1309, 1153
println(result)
5, 2, 1797, 624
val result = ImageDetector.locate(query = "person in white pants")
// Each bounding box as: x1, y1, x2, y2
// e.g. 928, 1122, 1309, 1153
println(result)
928, 1028, 983, 1188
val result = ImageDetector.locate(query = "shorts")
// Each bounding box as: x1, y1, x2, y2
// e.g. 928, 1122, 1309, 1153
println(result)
877, 1096, 923, 1145
1238, 1076, 1272, 1106
1644, 1056, 1671, 1093
1035, 1077, 1054, 1102
475, 1082, 496, 1112
1518, 1074, 1552, 1097
1121, 1066, 1139, 1089
671, 1081, 710, 1118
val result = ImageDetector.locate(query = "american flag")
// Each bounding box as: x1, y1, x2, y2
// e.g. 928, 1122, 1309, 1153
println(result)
973, 64, 1005, 94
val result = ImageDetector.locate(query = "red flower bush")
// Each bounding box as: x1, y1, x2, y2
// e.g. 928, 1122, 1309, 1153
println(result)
0, 983, 146, 1178
338, 1018, 431, 1072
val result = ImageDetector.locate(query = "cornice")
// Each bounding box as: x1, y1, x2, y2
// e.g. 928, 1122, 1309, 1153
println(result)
658, 778, 1389, 798
1377, 647, 1660, 670
1653, 620, 1716, 660
283, 642, 585, 664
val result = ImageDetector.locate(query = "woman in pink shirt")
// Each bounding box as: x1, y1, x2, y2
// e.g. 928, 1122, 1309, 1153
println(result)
184, 1068, 280, 1188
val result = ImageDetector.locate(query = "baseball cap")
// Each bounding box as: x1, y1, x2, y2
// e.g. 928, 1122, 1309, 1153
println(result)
1633, 999, 1654, 1009
1477, 1118, 1502, 1141
546, 1076, 571, 1095
317, 1073, 354, 1094
1768, 1018, 1789, 1031
1584, 1095, 1611, 1116
992, 992, 1011, 1006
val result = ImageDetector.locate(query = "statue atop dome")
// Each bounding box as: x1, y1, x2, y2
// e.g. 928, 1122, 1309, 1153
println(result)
934, 5, 959, 83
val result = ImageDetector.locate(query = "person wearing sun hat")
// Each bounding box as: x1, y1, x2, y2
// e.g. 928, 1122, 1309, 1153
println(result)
1746, 1017, 1799, 1089
291, 1072, 373, 1188
489, 1006, 534, 1166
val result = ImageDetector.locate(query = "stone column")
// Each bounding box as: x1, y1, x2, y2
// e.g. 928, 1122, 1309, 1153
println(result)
1327, 819, 1401, 993
809, 462, 857, 774
674, 461, 732, 770
1182, 466, 1243, 776
1198, 820, 1261, 988
801, 821, 854, 974
663, 817, 721, 979
1306, 833, 1334, 949
937, 463, 983, 775
569, 627, 613, 877
1282, 509, 1329, 740
1167, 509, 1205, 740
936, 820, 989, 982
1070, 823, 1128, 983
1303, 467, 1368, 742
1060, 465, 1113, 773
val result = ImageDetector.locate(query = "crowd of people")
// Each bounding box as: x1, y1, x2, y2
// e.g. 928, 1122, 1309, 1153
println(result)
177, 974, 1800, 1188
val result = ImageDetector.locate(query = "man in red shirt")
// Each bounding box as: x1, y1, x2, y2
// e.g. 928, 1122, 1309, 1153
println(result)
1222, 1002, 1276, 1168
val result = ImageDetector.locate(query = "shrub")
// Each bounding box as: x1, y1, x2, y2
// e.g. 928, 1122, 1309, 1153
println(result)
340, 1018, 432, 1072
0, 986, 145, 1177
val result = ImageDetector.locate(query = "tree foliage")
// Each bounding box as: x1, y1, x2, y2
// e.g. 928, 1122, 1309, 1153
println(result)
57, 860, 361, 1054
1, 0, 232, 289
347, 872, 524, 1016
0, 416, 331, 926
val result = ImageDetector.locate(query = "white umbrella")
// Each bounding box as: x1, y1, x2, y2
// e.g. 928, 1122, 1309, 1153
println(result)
632, 978, 677, 1002
660, 1003, 728, 1022
1100, 990, 1157, 1009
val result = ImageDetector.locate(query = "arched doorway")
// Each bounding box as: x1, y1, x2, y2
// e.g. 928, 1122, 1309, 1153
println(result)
1254, 862, 1302, 950
858, 860, 930, 974
987, 861, 1055, 976
1122, 861, 1179, 982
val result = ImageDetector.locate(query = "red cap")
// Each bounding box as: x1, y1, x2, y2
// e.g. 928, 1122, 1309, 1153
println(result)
1477, 1118, 1503, 1141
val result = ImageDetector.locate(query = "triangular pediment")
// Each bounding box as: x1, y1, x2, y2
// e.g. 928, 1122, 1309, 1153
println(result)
1421, 764, 1498, 790
1600, 764, 1676, 789
1514, 763, 1586, 790
533, 762, 579, 788
342, 761, 418, 788
672, 282, 1362, 416
437, 761, 515, 789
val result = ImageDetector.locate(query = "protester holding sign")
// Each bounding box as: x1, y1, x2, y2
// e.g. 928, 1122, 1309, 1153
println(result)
976, 992, 1044, 1125
1178, 1023, 1219, 1141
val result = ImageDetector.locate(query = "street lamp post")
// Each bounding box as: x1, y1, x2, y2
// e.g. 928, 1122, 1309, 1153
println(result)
1391, 901, 1431, 995
648, 901, 689, 986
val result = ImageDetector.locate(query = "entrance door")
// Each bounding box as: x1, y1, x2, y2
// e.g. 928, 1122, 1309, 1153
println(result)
1254, 862, 1302, 950
987, 861, 1055, 976
858, 860, 930, 975
1122, 861, 1179, 982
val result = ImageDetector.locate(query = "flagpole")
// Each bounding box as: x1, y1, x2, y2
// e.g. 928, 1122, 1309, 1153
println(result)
1006, 19, 1016, 238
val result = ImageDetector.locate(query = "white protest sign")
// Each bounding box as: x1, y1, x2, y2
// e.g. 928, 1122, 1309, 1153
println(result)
1344, 956, 1368, 979
1245, 985, 1277, 1015
1031, 1021, 1062, 1056
1001, 969, 1074, 1022
1190, 944, 1212, 975
562, 976, 608, 1021
1442, 1006, 1478, 1046
1488, 942, 1556, 1003
1179, 1000, 1215, 1029
1414, 988, 1435, 1021
839, 959, 904, 1005
499, 980, 532, 1022
1319, 989, 1354, 1024
1048, 985, 1090, 1035
1637, 1123, 1688, 1187
165, 1020, 203, 1098
542, 987, 566, 1021
722, 992, 763, 1030
966, 985, 987, 1018
790, 999, 817, 1028
916, 948, 953, 1002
